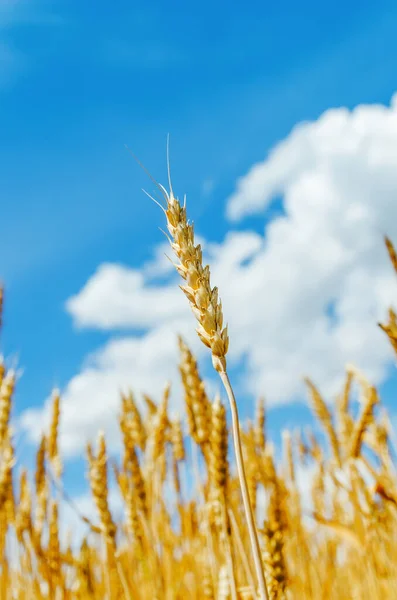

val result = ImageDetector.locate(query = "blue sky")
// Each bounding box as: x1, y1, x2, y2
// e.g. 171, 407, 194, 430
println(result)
2, 0, 397, 500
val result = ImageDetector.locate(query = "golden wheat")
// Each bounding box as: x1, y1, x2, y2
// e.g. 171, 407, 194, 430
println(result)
0, 224, 396, 599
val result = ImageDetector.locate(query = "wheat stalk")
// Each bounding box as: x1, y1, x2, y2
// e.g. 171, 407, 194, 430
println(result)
142, 150, 269, 600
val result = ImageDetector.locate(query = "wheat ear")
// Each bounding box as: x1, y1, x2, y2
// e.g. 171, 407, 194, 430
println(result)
147, 152, 269, 600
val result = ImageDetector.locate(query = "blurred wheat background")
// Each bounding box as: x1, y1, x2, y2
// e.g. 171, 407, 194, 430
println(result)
1, 218, 397, 598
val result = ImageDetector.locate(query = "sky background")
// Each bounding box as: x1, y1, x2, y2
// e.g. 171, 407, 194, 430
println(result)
2, 0, 397, 511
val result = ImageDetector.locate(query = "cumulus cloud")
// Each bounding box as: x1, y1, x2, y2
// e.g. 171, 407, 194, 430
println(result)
227, 94, 397, 222
19, 94, 397, 456
66, 263, 184, 330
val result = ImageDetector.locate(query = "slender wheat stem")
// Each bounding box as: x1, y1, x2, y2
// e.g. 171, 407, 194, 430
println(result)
219, 370, 269, 600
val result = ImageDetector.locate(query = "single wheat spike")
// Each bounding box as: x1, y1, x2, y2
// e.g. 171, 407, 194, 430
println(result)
15, 468, 32, 542
171, 418, 185, 462
157, 181, 229, 372
349, 386, 379, 458
305, 378, 341, 466
295, 429, 309, 464
122, 390, 147, 450
243, 425, 259, 516
126, 444, 147, 517
47, 389, 62, 479
77, 538, 95, 596
47, 501, 62, 589
5, 456, 15, 525
0, 437, 14, 511
306, 427, 323, 462
119, 403, 148, 517
143, 393, 158, 417
385, 236, 397, 274
34, 433, 48, 539
209, 395, 229, 496
35, 434, 46, 497
116, 467, 144, 545
171, 418, 185, 497
312, 461, 326, 517
262, 443, 278, 489
151, 383, 170, 463
379, 237, 397, 353
260, 460, 287, 600
87, 432, 117, 547
172, 454, 181, 497
0, 436, 15, 564
246, 470, 258, 519
282, 430, 295, 485
254, 397, 266, 452
338, 368, 353, 416
379, 308, 397, 355
178, 336, 211, 448
118, 403, 143, 479
261, 521, 287, 600
373, 408, 392, 466
336, 369, 354, 457
0, 369, 15, 447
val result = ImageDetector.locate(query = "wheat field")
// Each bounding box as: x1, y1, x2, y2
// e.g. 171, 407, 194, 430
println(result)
1, 181, 397, 599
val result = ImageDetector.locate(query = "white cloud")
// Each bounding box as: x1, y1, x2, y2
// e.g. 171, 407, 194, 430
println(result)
227, 94, 397, 221
19, 94, 397, 456
66, 262, 185, 331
